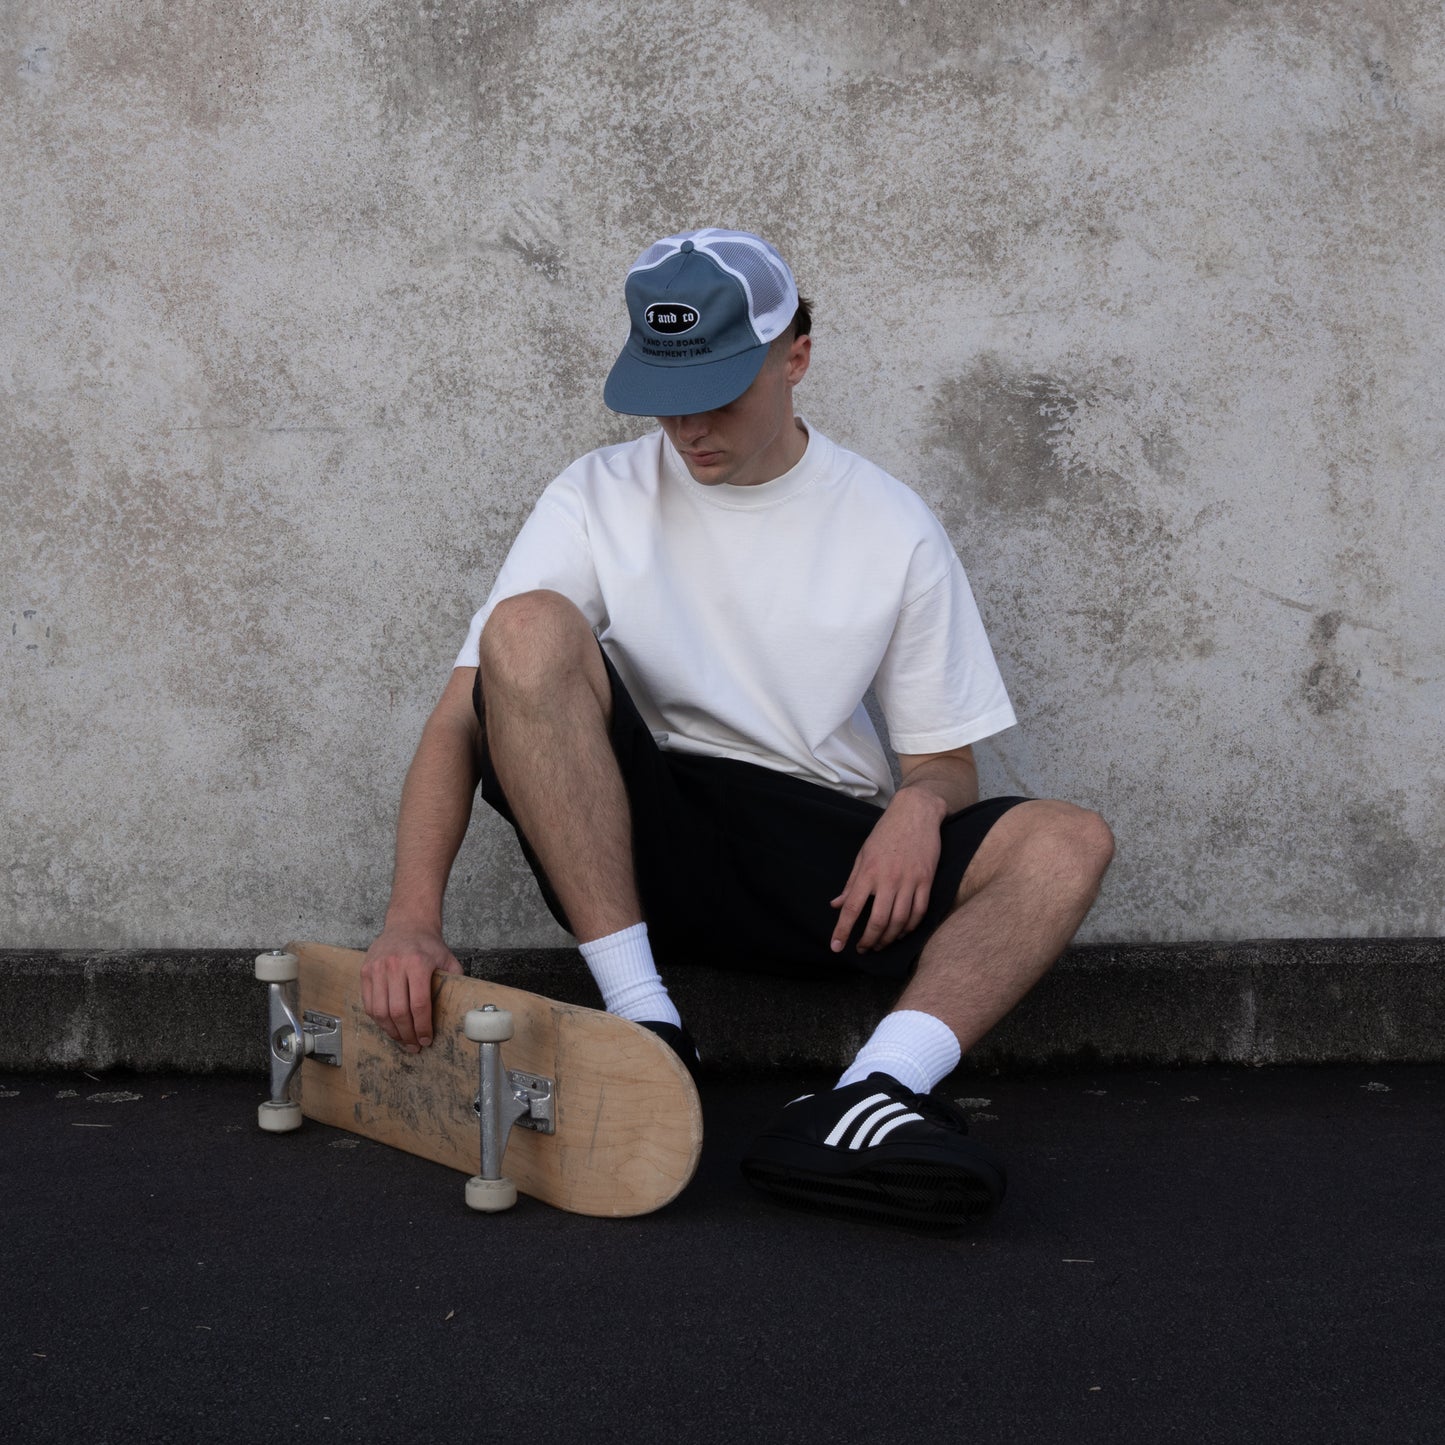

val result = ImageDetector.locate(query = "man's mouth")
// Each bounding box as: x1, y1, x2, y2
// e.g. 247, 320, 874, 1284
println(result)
685, 450, 721, 466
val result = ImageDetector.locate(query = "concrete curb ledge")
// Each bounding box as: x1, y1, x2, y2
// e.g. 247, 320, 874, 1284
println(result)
1, 938, 1441, 1075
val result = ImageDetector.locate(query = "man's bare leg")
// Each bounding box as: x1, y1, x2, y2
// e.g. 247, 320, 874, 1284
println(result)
477, 589, 640, 943
478, 590, 687, 1039
894, 799, 1115, 1052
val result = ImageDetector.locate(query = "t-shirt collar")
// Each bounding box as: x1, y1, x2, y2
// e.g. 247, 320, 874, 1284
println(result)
661, 419, 823, 509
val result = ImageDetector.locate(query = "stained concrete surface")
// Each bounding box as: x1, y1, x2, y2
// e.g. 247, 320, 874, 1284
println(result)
3, 1065, 1442, 1443
3, 938, 1442, 1073
3, 1, 1443, 955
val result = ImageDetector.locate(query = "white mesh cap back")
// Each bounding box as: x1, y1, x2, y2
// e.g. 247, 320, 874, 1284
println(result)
627, 228, 799, 344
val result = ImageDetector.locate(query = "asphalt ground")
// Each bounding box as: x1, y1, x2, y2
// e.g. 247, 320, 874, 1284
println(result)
3, 1064, 1441, 1445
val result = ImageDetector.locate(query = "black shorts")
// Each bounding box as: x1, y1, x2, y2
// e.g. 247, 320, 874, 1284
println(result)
472, 652, 1027, 982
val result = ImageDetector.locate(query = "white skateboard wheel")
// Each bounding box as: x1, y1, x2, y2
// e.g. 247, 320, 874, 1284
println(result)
255, 950, 300, 983
257, 1100, 302, 1132
466, 1175, 518, 1212
464, 1008, 514, 1043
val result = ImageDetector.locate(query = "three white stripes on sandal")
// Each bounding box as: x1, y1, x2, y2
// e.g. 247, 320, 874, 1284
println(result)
823, 1092, 925, 1150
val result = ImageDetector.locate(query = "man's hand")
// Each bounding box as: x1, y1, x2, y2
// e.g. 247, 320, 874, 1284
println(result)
361, 925, 464, 1052
830, 787, 946, 954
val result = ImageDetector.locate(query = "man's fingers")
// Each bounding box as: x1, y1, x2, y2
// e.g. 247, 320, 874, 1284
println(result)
861, 884, 907, 953
909, 884, 931, 935
875, 886, 928, 950
410, 966, 436, 1047
864, 903, 899, 951
831, 887, 867, 952
857, 879, 934, 952
886, 886, 927, 948
855, 897, 885, 951
361, 964, 401, 1043
387, 970, 421, 1053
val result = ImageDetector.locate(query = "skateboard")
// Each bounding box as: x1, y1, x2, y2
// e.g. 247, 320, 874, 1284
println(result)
255, 941, 703, 1217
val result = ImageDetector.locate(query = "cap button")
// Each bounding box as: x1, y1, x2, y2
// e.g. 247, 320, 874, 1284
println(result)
680, 239, 695, 253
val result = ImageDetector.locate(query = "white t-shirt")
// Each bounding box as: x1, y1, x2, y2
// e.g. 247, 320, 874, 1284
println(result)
455, 423, 1015, 802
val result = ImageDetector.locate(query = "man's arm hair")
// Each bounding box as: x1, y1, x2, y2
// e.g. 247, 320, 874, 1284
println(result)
360, 665, 481, 1050
382, 665, 483, 932
894, 744, 980, 819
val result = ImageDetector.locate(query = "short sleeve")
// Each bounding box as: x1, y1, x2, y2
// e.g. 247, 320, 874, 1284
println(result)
872, 557, 1016, 754
452, 481, 605, 670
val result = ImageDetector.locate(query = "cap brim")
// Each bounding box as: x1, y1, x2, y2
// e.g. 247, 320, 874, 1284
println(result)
603, 343, 770, 417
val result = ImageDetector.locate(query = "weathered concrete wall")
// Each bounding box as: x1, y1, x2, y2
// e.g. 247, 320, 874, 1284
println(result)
4, 0, 1442, 951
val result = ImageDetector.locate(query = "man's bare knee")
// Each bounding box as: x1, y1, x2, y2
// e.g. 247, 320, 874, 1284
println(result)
958, 799, 1114, 905
1018, 801, 1115, 893
1074, 807, 1116, 879
478, 591, 610, 712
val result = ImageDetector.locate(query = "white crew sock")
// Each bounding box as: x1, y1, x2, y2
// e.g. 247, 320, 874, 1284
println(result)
577, 922, 681, 1027
835, 1010, 961, 1095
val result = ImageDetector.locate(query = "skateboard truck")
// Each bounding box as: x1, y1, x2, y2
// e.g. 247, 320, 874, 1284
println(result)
464, 1005, 556, 1213
255, 950, 341, 1132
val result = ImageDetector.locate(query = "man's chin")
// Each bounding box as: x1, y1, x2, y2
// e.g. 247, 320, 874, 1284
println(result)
685, 457, 729, 485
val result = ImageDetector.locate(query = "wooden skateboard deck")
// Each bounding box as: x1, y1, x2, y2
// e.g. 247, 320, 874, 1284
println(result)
281, 941, 703, 1217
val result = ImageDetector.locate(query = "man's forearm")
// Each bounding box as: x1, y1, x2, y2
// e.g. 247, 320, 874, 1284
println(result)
383, 712, 482, 932
893, 753, 980, 821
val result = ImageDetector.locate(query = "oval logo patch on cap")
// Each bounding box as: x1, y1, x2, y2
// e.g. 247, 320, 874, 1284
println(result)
645, 302, 701, 335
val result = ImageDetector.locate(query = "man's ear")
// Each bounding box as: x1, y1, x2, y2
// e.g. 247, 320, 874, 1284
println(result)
785, 333, 812, 386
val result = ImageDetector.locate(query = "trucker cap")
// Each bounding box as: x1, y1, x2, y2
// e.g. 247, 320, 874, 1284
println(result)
603, 228, 800, 416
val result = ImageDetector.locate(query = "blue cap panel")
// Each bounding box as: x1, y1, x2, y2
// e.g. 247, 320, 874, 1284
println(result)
605, 243, 773, 416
